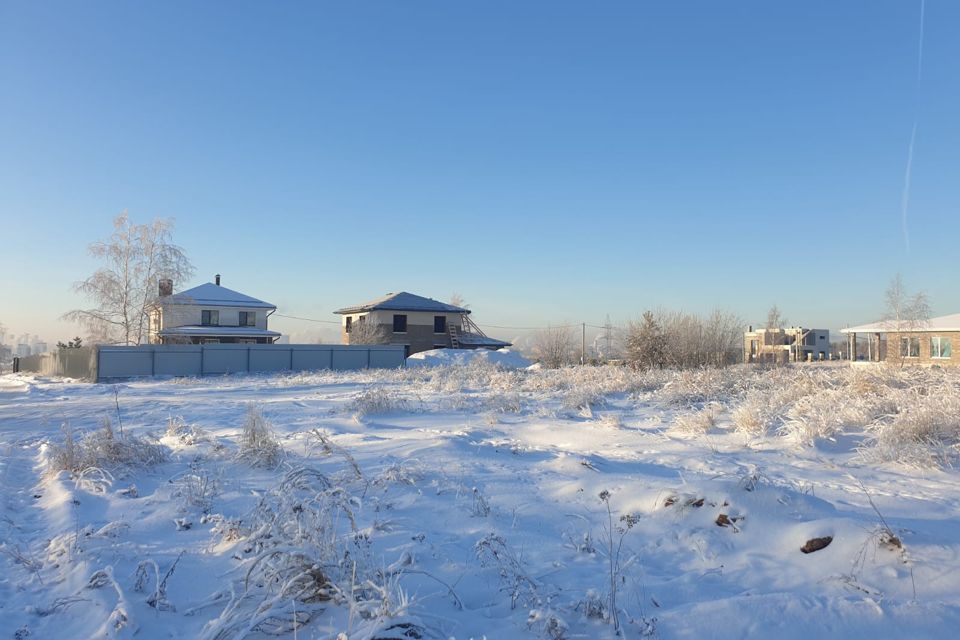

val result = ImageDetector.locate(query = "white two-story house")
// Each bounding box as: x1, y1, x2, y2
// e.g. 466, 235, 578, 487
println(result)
147, 275, 280, 344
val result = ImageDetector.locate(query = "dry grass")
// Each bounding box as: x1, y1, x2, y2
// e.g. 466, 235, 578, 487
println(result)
48, 419, 167, 476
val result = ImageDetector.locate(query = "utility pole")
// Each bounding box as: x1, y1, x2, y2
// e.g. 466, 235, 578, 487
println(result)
603, 314, 613, 358
581, 322, 586, 365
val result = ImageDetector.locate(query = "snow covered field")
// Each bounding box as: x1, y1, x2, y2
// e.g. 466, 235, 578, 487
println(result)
2, 363, 960, 639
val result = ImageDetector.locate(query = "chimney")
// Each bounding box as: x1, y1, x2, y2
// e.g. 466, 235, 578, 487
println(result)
159, 278, 173, 297
215, 274, 221, 286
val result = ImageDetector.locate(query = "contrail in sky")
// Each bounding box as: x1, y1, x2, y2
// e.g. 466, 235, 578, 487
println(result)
901, 0, 925, 253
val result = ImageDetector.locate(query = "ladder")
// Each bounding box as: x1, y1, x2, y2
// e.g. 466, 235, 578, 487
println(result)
448, 324, 460, 348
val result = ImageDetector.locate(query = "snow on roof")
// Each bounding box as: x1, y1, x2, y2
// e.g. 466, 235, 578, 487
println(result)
457, 332, 512, 348
335, 291, 470, 315
158, 326, 281, 337
841, 313, 960, 334
163, 283, 276, 309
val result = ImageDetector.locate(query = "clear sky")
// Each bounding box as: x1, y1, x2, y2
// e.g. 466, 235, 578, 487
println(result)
1, 1, 957, 346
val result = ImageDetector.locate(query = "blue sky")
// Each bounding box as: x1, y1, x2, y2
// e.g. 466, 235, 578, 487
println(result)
2, 1, 957, 345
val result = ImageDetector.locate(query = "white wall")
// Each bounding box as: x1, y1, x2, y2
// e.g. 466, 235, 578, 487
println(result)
160, 304, 271, 330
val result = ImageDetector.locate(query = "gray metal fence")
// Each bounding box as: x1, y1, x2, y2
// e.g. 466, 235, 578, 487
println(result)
15, 347, 98, 380
14, 344, 406, 382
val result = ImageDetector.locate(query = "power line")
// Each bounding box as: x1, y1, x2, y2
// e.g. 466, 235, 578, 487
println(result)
274, 313, 615, 332
272, 313, 340, 325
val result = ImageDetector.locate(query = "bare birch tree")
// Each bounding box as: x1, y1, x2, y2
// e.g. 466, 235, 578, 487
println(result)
531, 325, 576, 368
882, 273, 931, 367
766, 304, 786, 329
64, 212, 194, 345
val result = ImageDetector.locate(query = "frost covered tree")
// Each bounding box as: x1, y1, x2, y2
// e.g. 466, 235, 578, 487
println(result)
64, 212, 194, 345
882, 274, 931, 367
346, 315, 388, 345
704, 308, 745, 367
449, 292, 469, 310
531, 325, 576, 368
626, 311, 667, 370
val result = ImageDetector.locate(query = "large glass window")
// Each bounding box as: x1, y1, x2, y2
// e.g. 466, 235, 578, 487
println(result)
393, 314, 407, 333
201, 310, 219, 326
900, 336, 920, 358
239, 311, 256, 327
345, 316, 353, 333
930, 336, 952, 359
434, 315, 447, 334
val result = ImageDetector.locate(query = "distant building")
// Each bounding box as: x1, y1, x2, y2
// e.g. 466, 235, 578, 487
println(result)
147, 275, 280, 345
744, 326, 829, 364
16, 343, 31, 358
841, 313, 960, 365
335, 291, 511, 357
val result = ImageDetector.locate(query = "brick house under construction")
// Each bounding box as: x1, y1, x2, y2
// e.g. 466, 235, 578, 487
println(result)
334, 292, 511, 357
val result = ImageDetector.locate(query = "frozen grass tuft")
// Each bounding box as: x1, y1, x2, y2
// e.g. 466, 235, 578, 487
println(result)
349, 386, 407, 419
671, 402, 724, 435
857, 388, 960, 468
236, 406, 282, 469
48, 419, 167, 476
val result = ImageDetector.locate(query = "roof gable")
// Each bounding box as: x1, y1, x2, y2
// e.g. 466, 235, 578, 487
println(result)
163, 282, 276, 309
335, 291, 470, 315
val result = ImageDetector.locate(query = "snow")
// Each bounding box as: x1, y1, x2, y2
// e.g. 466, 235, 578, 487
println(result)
1, 364, 959, 639
842, 312, 960, 333
165, 282, 276, 309
406, 347, 531, 369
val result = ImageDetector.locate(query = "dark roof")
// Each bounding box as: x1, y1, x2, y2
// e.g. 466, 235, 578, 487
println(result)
335, 291, 470, 315
162, 282, 276, 309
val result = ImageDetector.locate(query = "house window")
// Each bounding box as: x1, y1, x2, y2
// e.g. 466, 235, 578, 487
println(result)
239, 311, 256, 327
393, 314, 407, 333
202, 338, 220, 344
345, 316, 353, 333
434, 316, 447, 334
201, 310, 219, 326
930, 336, 952, 359
899, 336, 920, 358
